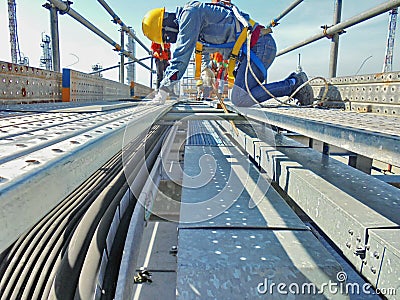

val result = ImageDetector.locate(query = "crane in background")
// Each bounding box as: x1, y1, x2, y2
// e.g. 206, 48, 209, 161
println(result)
7, 0, 29, 65
383, 8, 398, 72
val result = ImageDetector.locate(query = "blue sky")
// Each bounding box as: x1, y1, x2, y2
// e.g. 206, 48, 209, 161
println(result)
0, 0, 398, 85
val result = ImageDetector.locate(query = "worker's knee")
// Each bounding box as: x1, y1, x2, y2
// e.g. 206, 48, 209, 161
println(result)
231, 87, 255, 107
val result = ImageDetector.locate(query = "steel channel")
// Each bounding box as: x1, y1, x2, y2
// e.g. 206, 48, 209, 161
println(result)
75, 127, 167, 299
0, 146, 124, 297
219, 119, 400, 279
33, 131, 151, 299
235, 107, 400, 166
2, 106, 170, 256
114, 124, 180, 299
0, 112, 83, 131
3, 146, 126, 299
163, 112, 243, 121
0, 150, 122, 299
0, 124, 164, 295
0, 107, 147, 164
43, 132, 150, 297
0, 108, 134, 172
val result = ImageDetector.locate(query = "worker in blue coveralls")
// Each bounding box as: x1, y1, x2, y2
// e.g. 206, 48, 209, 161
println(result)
141, 1, 313, 107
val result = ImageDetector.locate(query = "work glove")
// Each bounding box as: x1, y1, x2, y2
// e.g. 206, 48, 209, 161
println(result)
152, 88, 168, 104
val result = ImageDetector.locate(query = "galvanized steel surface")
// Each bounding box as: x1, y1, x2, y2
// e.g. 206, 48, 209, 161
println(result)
310, 72, 400, 114
221, 119, 400, 298
177, 121, 347, 299
0, 101, 173, 253
235, 106, 400, 166
180, 145, 308, 230
177, 229, 346, 299
0, 60, 62, 104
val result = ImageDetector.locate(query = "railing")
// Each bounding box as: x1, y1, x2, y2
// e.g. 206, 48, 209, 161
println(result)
44, 0, 154, 86
1, 0, 160, 104
0, 60, 62, 104
0, 60, 154, 104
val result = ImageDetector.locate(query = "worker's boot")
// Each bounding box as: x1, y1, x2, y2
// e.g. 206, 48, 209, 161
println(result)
288, 72, 314, 106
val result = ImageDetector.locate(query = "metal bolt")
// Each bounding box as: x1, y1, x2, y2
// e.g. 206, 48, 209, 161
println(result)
370, 267, 377, 274
348, 229, 354, 235
346, 242, 351, 249
373, 251, 380, 259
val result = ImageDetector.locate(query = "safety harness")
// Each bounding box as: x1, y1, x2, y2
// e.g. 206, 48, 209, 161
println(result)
194, 3, 271, 86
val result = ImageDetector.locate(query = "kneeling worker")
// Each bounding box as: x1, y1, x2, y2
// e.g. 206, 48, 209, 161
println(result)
142, 1, 313, 107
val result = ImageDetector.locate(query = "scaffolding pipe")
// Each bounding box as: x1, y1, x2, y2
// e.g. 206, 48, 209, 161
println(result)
46, 0, 151, 71
277, 0, 400, 57
49, 5, 61, 72
120, 30, 125, 83
267, 0, 304, 28
329, 0, 342, 78
150, 58, 154, 89
97, 0, 151, 54
89, 56, 152, 75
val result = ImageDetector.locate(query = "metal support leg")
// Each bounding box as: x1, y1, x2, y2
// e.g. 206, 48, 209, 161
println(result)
323, 142, 330, 155
356, 155, 373, 174
329, 0, 342, 78
308, 138, 314, 149
49, 5, 61, 72
120, 30, 125, 84
348, 154, 373, 174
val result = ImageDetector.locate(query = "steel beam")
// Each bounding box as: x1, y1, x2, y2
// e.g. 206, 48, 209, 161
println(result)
366, 229, 400, 298
162, 112, 243, 121
232, 106, 400, 166
220, 120, 400, 290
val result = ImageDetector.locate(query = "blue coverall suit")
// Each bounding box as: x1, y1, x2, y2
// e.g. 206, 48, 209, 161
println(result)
160, 1, 295, 107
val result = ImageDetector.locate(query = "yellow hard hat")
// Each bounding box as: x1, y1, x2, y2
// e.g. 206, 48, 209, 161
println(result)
142, 8, 165, 46
196, 80, 203, 86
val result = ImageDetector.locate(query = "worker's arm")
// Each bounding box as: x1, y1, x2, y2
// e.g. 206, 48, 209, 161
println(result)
160, 4, 202, 89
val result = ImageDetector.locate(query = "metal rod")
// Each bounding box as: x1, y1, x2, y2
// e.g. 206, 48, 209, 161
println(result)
150, 58, 154, 88
46, 0, 151, 71
277, 0, 400, 57
329, 0, 342, 78
120, 30, 125, 83
268, 0, 304, 28
97, 0, 151, 54
162, 112, 243, 121
88, 56, 152, 74
49, 5, 60, 72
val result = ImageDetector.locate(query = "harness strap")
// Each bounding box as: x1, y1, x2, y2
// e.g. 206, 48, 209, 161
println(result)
194, 3, 264, 85
227, 27, 248, 86
242, 45, 267, 79
195, 42, 203, 79
226, 16, 260, 86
